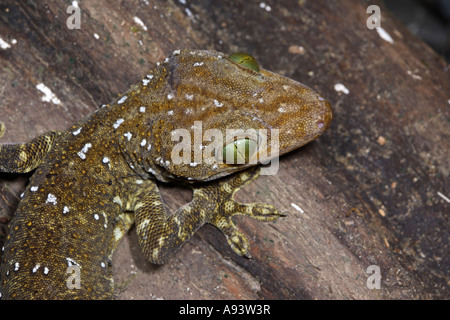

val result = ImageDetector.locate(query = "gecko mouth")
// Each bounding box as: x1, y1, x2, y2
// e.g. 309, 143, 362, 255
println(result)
317, 99, 333, 132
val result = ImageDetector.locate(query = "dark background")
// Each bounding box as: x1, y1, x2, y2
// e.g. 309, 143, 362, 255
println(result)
384, 0, 450, 61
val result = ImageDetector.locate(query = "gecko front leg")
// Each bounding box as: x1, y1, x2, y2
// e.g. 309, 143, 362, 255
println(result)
133, 167, 285, 264
199, 166, 286, 257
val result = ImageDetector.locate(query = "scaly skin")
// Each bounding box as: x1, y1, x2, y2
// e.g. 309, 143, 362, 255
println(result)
0, 50, 332, 299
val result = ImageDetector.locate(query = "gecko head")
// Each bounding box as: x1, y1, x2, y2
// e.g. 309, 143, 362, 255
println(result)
149, 50, 332, 182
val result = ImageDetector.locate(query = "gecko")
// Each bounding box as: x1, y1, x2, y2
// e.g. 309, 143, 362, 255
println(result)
0, 50, 332, 299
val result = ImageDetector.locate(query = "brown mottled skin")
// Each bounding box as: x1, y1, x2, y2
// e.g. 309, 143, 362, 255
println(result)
0, 50, 332, 299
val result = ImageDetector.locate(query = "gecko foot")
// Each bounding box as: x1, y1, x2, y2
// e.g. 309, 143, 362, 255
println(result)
198, 167, 286, 257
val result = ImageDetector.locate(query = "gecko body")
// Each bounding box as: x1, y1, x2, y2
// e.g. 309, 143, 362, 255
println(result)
0, 50, 332, 299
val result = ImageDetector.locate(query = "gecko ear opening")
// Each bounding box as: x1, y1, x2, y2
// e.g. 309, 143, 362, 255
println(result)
222, 138, 258, 165
227, 53, 260, 73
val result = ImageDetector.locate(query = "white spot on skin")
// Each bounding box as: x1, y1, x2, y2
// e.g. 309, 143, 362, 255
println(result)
185, 94, 194, 100
113, 196, 123, 207
32, 264, 40, 273
133, 16, 148, 31
167, 93, 174, 100
113, 227, 124, 242
173, 49, 181, 55
142, 78, 150, 86
167, 110, 174, 115
44, 267, 49, 275
101, 212, 108, 228
213, 99, 223, 107
30, 186, 38, 192
157, 236, 166, 246
124, 132, 132, 141
94, 213, 100, 220
113, 118, 124, 129
46, 193, 57, 205
117, 95, 128, 104
72, 127, 82, 135
193, 62, 204, 67
334, 83, 350, 94
135, 179, 144, 185
66, 257, 80, 267
63, 206, 70, 214
134, 202, 144, 211
93, 33, 100, 40
101, 262, 106, 268
139, 106, 146, 113
36, 83, 61, 105
376, 27, 394, 44
14, 262, 19, 271
102, 157, 110, 164
77, 143, 92, 160
189, 162, 198, 167
137, 218, 150, 235
140, 139, 147, 147
278, 107, 286, 113
147, 143, 152, 151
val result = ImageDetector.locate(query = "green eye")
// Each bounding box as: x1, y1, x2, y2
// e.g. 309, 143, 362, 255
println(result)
228, 52, 260, 72
222, 138, 258, 164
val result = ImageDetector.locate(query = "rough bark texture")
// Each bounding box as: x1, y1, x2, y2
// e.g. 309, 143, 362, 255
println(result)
0, 0, 448, 299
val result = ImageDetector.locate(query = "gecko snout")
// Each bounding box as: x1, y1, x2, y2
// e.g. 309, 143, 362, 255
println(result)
315, 98, 333, 132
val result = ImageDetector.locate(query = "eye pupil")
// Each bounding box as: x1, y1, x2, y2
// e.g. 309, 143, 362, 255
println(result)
228, 52, 260, 72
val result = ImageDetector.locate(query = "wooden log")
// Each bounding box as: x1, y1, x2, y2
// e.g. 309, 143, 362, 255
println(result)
0, 0, 448, 299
